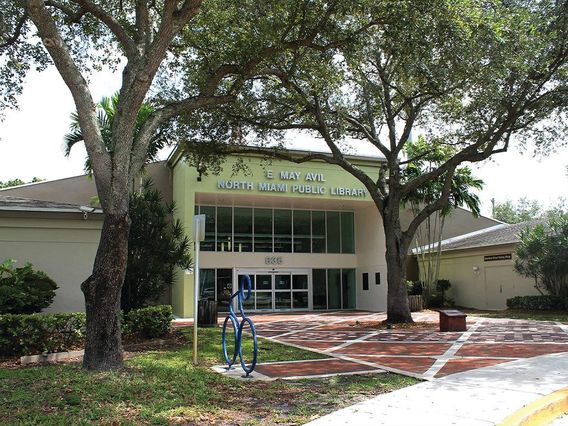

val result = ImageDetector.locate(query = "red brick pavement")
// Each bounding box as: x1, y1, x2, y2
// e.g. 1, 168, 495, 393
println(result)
350, 355, 437, 374
255, 358, 379, 378
331, 342, 451, 356
242, 311, 568, 380
435, 358, 510, 377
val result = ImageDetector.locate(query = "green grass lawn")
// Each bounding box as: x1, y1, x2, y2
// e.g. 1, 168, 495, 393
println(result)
464, 309, 568, 323
0, 327, 417, 425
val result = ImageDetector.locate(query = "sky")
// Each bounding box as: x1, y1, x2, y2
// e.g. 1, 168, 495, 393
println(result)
1, 66, 567, 217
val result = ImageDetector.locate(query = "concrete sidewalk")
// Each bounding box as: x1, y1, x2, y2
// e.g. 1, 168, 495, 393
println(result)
307, 352, 568, 426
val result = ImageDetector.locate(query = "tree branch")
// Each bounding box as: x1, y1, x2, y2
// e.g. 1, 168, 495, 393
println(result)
343, 114, 391, 158
71, 0, 138, 58
312, 96, 385, 210
27, 0, 112, 207
403, 167, 456, 243
130, 94, 234, 175
0, 11, 28, 49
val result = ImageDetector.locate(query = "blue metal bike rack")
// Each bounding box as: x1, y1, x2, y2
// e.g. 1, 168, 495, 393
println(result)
221, 274, 258, 376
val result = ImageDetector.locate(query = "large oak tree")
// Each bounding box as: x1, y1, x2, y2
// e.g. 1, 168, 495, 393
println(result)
0, 0, 381, 369
183, 0, 568, 322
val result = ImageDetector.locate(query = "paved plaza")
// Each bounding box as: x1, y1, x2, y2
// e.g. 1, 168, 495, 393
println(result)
245, 311, 568, 380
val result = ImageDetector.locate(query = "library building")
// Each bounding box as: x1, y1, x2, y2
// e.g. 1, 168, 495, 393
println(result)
0, 147, 500, 317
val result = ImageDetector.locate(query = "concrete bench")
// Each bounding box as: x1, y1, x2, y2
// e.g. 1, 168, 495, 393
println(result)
439, 309, 467, 332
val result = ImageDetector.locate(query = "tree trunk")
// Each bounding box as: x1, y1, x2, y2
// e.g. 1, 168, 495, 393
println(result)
81, 212, 131, 370
383, 203, 413, 323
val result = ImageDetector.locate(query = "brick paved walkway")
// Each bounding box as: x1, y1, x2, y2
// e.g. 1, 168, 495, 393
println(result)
245, 311, 568, 380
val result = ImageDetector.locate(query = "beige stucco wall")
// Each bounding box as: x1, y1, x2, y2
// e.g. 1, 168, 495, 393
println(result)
355, 205, 387, 311
0, 213, 103, 312
430, 244, 541, 310
171, 153, 389, 317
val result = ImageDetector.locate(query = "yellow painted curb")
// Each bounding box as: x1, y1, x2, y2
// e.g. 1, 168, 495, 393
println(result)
498, 387, 568, 426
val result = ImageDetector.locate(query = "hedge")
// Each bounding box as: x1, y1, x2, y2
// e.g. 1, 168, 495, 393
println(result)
0, 313, 86, 357
506, 295, 568, 311
0, 305, 173, 357
123, 305, 173, 338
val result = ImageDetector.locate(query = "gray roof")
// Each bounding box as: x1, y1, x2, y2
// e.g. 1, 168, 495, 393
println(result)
0, 196, 102, 214
413, 219, 545, 253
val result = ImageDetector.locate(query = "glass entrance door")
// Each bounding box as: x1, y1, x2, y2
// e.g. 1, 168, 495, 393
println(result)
236, 270, 310, 311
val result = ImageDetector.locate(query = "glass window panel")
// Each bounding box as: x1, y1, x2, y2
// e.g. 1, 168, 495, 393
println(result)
237, 273, 255, 292
342, 269, 356, 309
362, 272, 369, 291
201, 206, 215, 251
327, 268, 341, 309
341, 212, 355, 254
275, 291, 291, 310
238, 274, 255, 310
292, 292, 309, 309
234, 208, 253, 252
256, 274, 272, 290
199, 268, 216, 301
216, 207, 233, 252
216, 269, 233, 311
292, 275, 308, 290
274, 209, 292, 252
254, 208, 273, 252
255, 292, 272, 310
243, 294, 254, 310
311, 211, 326, 253
293, 210, 311, 253
312, 269, 327, 310
326, 212, 341, 253
274, 274, 291, 290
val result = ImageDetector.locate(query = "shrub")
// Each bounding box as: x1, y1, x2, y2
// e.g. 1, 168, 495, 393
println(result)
0, 260, 58, 314
427, 293, 445, 308
123, 305, 173, 338
406, 280, 423, 296
0, 313, 85, 357
436, 279, 451, 294
506, 295, 568, 311
0, 305, 173, 357
425, 279, 453, 308
122, 180, 192, 311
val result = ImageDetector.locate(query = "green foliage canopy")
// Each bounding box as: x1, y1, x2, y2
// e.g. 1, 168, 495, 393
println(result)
121, 180, 191, 311
0, 177, 43, 189
402, 136, 484, 217
515, 214, 568, 297
64, 93, 167, 175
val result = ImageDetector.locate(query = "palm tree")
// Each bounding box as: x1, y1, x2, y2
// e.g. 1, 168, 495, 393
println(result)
402, 136, 484, 301
64, 93, 166, 175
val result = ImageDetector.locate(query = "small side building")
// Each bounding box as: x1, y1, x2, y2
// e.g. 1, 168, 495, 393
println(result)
0, 196, 103, 312
416, 222, 542, 310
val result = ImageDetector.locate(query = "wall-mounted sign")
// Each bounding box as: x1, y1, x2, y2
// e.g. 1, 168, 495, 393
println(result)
265, 256, 283, 265
216, 169, 367, 198
484, 254, 512, 262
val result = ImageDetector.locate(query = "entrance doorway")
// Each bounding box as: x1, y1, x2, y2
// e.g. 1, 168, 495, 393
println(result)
236, 269, 311, 311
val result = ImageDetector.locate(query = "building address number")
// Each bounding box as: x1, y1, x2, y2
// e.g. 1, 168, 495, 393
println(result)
265, 256, 283, 265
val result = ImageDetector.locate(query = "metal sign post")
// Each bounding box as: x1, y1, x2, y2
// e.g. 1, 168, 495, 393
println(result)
193, 214, 206, 365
